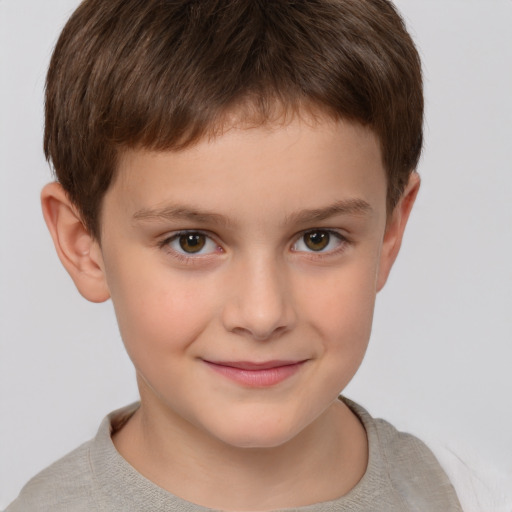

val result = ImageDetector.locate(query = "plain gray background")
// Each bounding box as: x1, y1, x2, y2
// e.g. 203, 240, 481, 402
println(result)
1, 1, 511, 510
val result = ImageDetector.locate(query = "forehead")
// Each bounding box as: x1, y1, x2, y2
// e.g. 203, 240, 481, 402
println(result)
107, 115, 386, 227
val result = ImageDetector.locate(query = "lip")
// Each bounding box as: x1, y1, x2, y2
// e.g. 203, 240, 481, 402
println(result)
203, 360, 307, 388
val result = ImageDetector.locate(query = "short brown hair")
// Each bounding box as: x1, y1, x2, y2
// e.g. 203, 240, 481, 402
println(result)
44, 0, 423, 239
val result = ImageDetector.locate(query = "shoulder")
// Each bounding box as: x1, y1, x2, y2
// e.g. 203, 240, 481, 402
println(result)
373, 416, 456, 494
342, 397, 463, 511
6, 404, 140, 512
5, 440, 98, 512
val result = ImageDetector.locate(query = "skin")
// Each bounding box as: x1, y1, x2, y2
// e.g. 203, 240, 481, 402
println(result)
42, 114, 419, 511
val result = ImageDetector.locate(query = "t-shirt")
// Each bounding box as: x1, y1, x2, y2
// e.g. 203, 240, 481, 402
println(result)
6, 398, 463, 511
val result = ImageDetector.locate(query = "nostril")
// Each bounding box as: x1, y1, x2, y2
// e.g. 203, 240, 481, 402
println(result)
230, 324, 289, 342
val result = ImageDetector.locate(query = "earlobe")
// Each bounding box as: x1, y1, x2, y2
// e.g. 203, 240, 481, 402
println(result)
376, 172, 420, 291
41, 182, 110, 303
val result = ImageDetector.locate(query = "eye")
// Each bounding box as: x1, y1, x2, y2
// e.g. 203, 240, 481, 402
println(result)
164, 231, 220, 256
292, 230, 345, 253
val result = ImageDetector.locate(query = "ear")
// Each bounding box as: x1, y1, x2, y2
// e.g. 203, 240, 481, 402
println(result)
41, 182, 110, 303
376, 172, 420, 291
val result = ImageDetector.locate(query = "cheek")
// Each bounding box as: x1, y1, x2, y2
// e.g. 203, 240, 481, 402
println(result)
298, 258, 378, 352
106, 260, 218, 364
300, 265, 377, 395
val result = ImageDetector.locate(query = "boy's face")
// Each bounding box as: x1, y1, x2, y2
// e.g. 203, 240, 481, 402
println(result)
67, 115, 416, 448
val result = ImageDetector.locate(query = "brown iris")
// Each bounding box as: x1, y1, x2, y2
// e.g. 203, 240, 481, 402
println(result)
179, 233, 206, 253
303, 231, 330, 251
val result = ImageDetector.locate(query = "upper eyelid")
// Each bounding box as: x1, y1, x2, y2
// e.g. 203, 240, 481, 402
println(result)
161, 229, 218, 243
291, 228, 348, 251
294, 228, 347, 241
302, 228, 345, 235
158, 230, 222, 257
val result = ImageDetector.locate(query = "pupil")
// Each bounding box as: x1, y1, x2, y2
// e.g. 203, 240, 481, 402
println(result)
179, 233, 206, 253
305, 231, 329, 251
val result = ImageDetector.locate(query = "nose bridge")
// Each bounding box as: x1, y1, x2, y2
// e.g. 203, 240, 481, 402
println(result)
222, 251, 295, 340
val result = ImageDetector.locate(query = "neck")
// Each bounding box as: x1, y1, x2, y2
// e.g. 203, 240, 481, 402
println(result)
113, 393, 367, 511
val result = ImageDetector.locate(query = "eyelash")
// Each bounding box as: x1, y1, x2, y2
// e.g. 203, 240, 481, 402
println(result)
158, 228, 350, 264
158, 231, 222, 264
291, 229, 349, 259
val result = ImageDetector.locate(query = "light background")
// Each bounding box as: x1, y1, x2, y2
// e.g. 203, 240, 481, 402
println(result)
1, 1, 511, 510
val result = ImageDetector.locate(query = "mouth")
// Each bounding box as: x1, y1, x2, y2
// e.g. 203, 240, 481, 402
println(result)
202, 360, 307, 388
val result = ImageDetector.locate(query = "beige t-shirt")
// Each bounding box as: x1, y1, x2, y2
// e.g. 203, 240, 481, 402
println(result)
6, 398, 462, 511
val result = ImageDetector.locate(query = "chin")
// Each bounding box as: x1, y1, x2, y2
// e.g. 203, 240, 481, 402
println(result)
210, 415, 304, 450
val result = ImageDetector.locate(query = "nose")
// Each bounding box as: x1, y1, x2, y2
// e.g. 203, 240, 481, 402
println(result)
221, 255, 297, 341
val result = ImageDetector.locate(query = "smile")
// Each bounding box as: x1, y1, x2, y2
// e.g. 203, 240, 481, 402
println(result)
202, 360, 307, 388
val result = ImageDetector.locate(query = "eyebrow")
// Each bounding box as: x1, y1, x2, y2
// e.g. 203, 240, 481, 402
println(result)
283, 199, 373, 226
132, 205, 234, 227
132, 198, 372, 227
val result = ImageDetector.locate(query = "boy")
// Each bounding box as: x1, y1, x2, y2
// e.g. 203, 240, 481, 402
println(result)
6, 0, 463, 510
